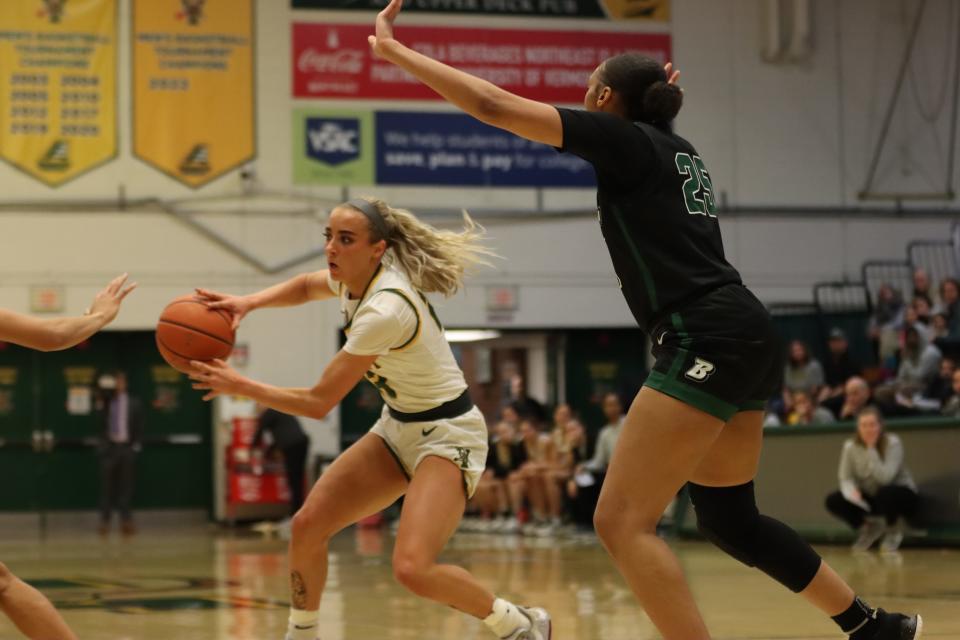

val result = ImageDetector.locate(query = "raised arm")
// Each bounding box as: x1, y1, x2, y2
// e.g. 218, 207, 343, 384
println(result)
196, 269, 335, 330
368, 0, 562, 147
0, 274, 135, 352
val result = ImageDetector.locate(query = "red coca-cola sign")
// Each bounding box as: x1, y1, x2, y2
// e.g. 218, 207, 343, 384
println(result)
292, 22, 671, 103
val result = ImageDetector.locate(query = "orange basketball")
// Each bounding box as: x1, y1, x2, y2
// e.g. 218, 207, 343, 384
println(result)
155, 295, 235, 374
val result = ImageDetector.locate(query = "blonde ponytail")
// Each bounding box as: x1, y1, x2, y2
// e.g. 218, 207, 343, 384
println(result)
351, 198, 495, 296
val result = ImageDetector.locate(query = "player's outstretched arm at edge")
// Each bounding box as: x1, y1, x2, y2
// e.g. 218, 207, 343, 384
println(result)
0, 273, 135, 352
369, 0, 562, 147
196, 270, 335, 330
191, 349, 378, 420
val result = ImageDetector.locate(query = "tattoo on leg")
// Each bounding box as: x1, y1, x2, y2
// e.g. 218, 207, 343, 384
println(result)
291, 570, 308, 609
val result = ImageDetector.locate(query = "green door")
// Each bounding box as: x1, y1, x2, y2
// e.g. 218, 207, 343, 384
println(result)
0, 342, 41, 510
0, 332, 212, 513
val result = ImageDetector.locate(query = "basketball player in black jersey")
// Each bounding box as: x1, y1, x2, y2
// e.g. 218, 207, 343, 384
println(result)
368, 2, 922, 639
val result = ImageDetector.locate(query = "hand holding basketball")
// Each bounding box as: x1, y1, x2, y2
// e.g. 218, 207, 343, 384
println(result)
368, 0, 403, 58
194, 288, 251, 330
86, 273, 137, 325
189, 359, 243, 401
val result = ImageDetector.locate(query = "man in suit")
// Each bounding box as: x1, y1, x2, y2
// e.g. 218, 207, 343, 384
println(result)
97, 370, 145, 536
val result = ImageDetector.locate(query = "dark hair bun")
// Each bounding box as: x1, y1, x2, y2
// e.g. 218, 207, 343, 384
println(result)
642, 80, 683, 124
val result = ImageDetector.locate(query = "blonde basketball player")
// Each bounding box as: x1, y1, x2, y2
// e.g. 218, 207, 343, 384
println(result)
191, 198, 551, 640
0, 273, 135, 640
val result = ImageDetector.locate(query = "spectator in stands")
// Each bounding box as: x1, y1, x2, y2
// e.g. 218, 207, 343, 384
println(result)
936, 277, 960, 341
548, 403, 572, 452
823, 376, 874, 421
892, 357, 956, 415
901, 305, 932, 344
941, 368, 960, 417
876, 327, 942, 414
786, 390, 835, 425
547, 418, 588, 526
896, 326, 941, 389
869, 283, 905, 366
819, 328, 860, 404
567, 392, 624, 528
912, 267, 936, 307
924, 356, 956, 408
512, 419, 559, 534
782, 340, 824, 412
507, 373, 547, 424
470, 421, 523, 531
931, 312, 950, 341
500, 404, 521, 431
824, 407, 918, 552
912, 294, 933, 326
545, 407, 581, 481
933, 279, 960, 360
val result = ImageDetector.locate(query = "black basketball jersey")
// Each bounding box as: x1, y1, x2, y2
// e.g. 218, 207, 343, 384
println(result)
557, 108, 742, 333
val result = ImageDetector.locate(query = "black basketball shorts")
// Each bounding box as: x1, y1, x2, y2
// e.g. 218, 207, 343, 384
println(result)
645, 283, 784, 422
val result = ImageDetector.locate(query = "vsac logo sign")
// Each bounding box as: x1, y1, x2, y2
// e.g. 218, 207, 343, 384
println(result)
305, 118, 359, 166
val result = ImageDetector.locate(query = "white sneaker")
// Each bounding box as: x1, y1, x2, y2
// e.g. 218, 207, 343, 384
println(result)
502, 606, 551, 640
499, 517, 521, 534
251, 520, 277, 533
881, 528, 904, 553
475, 519, 495, 533
852, 517, 885, 552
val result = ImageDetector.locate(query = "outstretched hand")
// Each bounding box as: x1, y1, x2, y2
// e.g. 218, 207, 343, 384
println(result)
368, 0, 403, 59
664, 62, 682, 91
87, 273, 137, 325
194, 288, 250, 330
189, 359, 243, 401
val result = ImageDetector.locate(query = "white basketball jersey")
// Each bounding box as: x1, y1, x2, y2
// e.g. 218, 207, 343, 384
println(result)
333, 264, 467, 413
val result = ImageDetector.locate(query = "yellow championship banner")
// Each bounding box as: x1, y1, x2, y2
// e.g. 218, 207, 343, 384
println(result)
133, 0, 254, 188
0, 0, 117, 187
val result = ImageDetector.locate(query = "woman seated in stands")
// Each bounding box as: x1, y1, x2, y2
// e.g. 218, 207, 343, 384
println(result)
786, 390, 835, 425
781, 339, 824, 414
824, 407, 919, 553
509, 419, 560, 534
941, 368, 960, 417
875, 326, 942, 415
544, 417, 588, 519
933, 278, 960, 360
469, 421, 524, 532
868, 283, 906, 369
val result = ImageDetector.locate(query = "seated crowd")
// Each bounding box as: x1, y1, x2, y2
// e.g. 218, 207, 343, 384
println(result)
465, 392, 627, 536
769, 268, 960, 427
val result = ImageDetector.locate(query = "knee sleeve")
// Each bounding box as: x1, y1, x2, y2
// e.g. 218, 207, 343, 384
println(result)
688, 481, 821, 593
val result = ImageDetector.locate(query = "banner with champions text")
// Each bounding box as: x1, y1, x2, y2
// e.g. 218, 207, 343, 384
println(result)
292, 23, 671, 103
292, 0, 670, 20
133, 0, 255, 188
0, 0, 117, 187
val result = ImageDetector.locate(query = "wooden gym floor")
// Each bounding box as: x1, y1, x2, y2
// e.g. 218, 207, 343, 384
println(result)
0, 522, 956, 639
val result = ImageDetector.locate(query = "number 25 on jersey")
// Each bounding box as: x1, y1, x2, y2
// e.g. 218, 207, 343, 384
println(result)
675, 152, 717, 217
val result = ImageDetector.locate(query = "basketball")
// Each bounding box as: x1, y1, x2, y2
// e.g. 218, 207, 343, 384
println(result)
155, 295, 235, 374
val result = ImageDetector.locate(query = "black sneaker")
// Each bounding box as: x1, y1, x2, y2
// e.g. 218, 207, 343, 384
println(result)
861, 610, 922, 639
